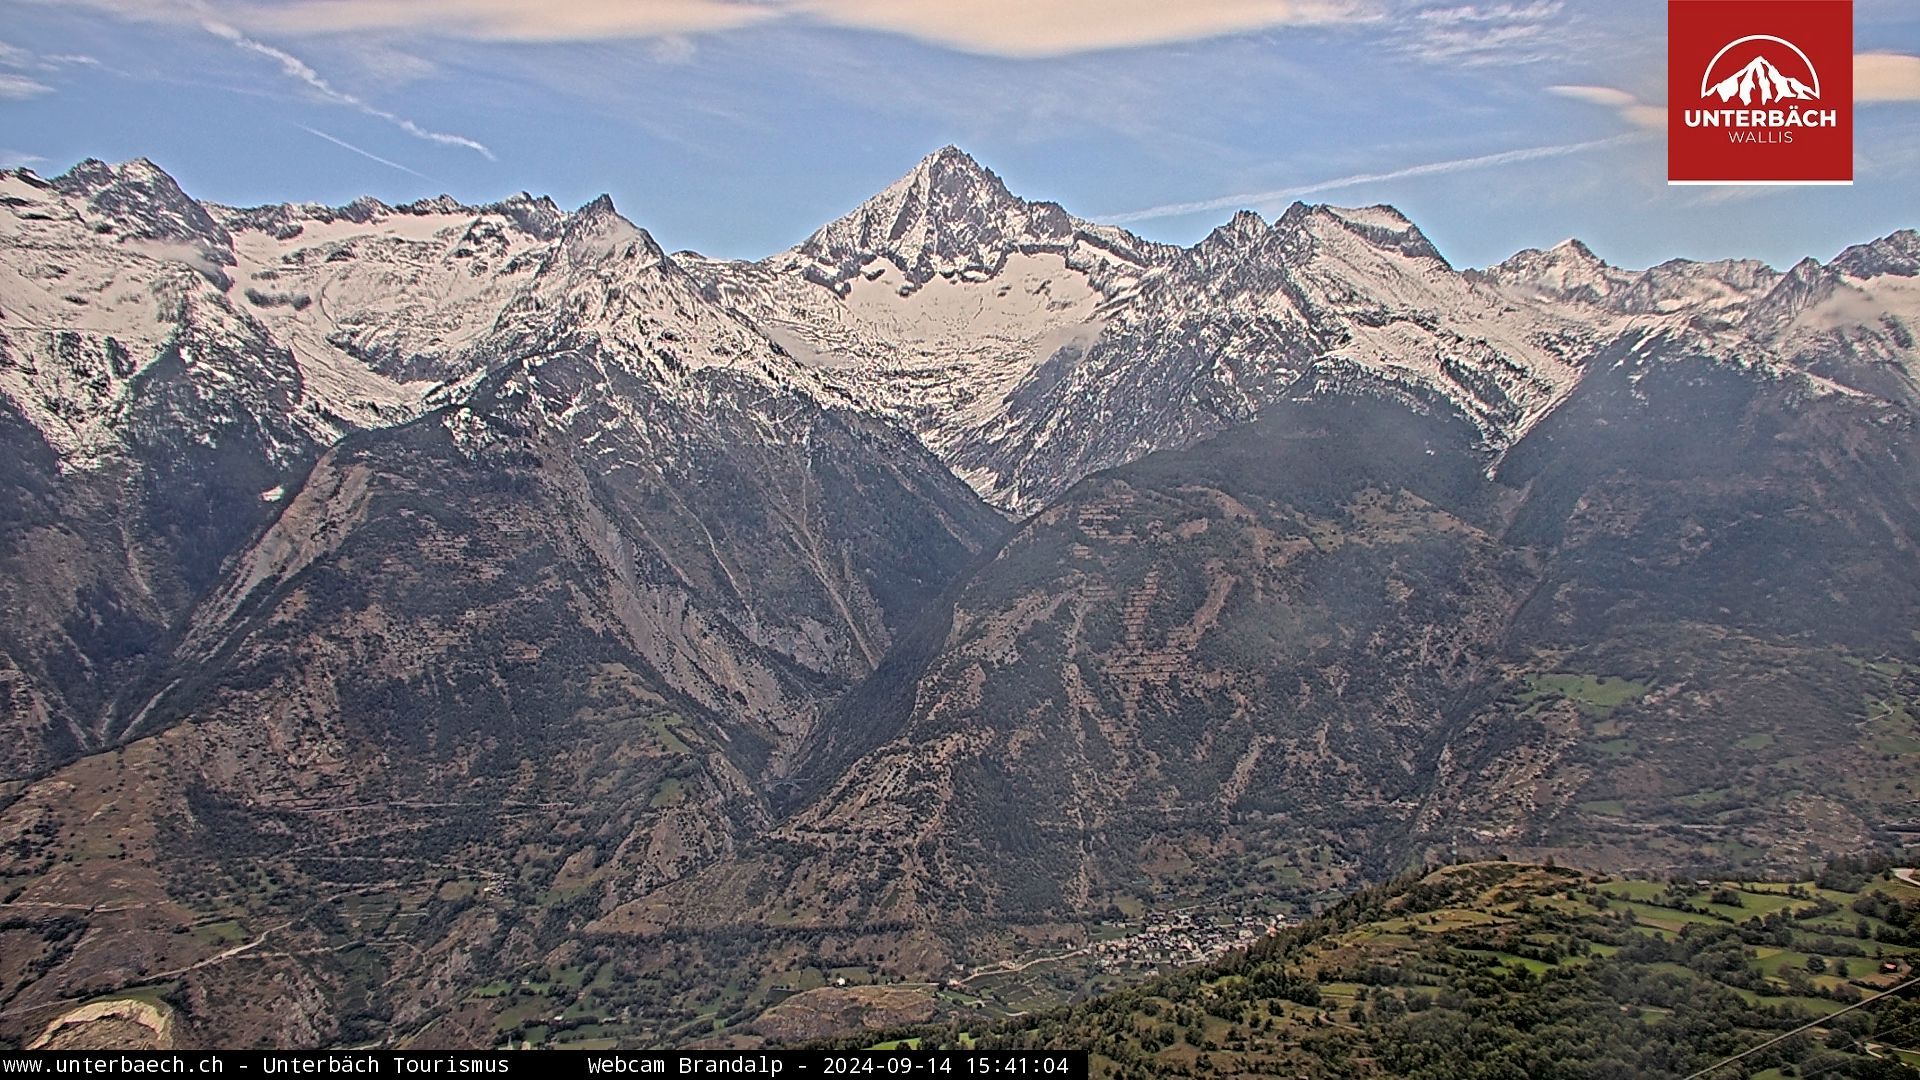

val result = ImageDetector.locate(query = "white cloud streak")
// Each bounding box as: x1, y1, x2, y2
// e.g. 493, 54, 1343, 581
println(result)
1547, 84, 1665, 130
0, 36, 96, 99
1394, 1, 1568, 65
0, 38, 98, 70
247, 0, 777, 42
61, 0, 1372, 56
1103, 134, 1643, 223
295, 123, 441, 183
1857, 52, 1920, 103
203, 20, 494, 159
1546, 53, 1918, 135
31, 0, 1603, 66
799, 0, 1370, 59
0, 72, 53, 99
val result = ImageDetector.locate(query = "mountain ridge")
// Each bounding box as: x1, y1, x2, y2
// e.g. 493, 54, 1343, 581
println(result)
2, 148, 1919, 1050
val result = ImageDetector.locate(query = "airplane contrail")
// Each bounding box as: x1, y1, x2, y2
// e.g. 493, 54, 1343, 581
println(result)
1104, 134, 1647, 224
296, 124, 442, 184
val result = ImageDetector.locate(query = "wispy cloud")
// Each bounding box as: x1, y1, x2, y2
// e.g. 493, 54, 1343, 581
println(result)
202, 21, 495, 159
342, 44, 440, 88
1669, 183, 1786, 209
1548, 84, 1665, 130
1548, 53, 1918, 129
1857, 52, 1920, 103
35, 0, 1604, 67
0, 72, 53, 99
1103, 133, 1644, 223
0, 36, 96, 98
800, 0, 1369, 59
645, 35, 700, 65
0, 149, 48, 168
1399, 1, 1566, 66
230, 0, 779, 42
0, 38, 98, 70
66, 0, 1368, 56
295, 124, 440, 183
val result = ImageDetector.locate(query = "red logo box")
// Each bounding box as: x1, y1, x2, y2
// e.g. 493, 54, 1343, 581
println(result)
1669, 0, 1853, 184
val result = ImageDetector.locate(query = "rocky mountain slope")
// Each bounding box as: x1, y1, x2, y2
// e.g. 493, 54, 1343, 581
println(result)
0, 158, 1006, 1045
1, 151, 1918, 1049
624, 337, 1920, 936
0, 158, 1002, 782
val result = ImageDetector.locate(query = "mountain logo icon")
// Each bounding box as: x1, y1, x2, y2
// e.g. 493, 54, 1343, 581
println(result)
1699, 35, 1821, 105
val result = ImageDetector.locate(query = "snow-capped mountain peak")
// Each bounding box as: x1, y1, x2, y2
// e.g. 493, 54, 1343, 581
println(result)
788, 144, 1089, 295
1200, 209, 1270, 249
1477, 238, 1783, 322
1286, 201, 1449, 266
7, 150, 1916, 521
49, 157, 235, 269
1741, 233, 1920, 405
0, 160, 822, 478
892, 144, 1019, 206
1480, 237, 1632, 305
1829, 229, 1920, 280
557, 193, 665, 268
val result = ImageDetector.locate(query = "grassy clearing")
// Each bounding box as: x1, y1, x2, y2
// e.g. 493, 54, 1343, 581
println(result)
1523, 673, 1651, 718
1727, 888, 1816, 917
189, 919, 246, 947
1601, 880, 1668, 902
1460, 949, 1556, 974
645, 714, 693, 755
1608, 899, 1731, 931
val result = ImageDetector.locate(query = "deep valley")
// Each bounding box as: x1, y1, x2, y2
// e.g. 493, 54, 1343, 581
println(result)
1, 148, 1917, 1056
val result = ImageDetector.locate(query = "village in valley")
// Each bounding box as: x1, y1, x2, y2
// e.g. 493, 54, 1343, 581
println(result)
1086, 906, 1288, 974
936, 898, 1297, 1020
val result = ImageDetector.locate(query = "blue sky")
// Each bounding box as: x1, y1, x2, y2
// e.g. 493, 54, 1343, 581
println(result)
1, 0, 1916, 270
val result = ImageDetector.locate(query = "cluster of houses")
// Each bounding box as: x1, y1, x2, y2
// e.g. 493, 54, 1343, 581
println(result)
1090, 907, 1284, 973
